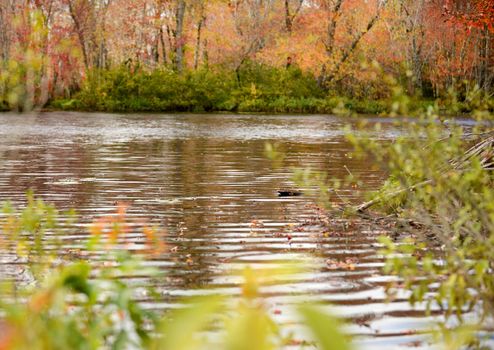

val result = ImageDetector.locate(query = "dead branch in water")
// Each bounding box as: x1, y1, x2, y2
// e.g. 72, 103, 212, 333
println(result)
355, 130, 494, 213
355, 179, 432, 213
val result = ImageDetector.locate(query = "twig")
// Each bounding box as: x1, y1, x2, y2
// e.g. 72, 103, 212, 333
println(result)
356, 133, 494, 213
343, 165, 354, 178
355, 180, 432, 213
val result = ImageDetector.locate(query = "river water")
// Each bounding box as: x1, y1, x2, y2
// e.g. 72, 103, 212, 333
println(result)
0, 112, 439, 349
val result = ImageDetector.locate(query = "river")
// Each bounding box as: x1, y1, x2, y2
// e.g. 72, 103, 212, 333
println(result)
0, 112, 439, 349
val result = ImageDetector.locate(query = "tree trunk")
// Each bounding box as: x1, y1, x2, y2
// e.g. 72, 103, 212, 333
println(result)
478, 26, 492, 91
284, 0, 292, 34
325, 0, 344, 57
194, 16, 205, 70
174, 0, 186, 73
202, 39, 209, 69
284, 0, 303, 34
318, 0, 344, 86
159, 26, 167, 64
410, 33, 424, 96
68, 0, 90, 69
166, 25, 174, 61
0, 0, 11, 62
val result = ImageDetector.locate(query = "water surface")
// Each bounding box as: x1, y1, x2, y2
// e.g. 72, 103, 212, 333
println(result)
0, 112, 437, 349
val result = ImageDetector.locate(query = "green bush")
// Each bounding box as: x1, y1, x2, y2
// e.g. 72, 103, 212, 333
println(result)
67, 66, 237, 113
345, 81, 494, 348
51, 63, 334, 114
46, 62, 493, 115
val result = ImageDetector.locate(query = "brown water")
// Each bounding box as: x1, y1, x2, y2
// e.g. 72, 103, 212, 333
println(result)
0, 112, 441, 349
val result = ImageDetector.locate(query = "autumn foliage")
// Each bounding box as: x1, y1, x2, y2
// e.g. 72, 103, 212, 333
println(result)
0, 0, 492, 110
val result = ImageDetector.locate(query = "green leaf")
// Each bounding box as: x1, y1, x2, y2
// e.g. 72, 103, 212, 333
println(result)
61, 262, 93, 299
298, 305, 352, 350
224, 303, 278, 350
152, 296, 224, 350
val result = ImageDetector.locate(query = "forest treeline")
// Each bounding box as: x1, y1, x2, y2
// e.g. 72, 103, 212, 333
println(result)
0, 0, 493, 112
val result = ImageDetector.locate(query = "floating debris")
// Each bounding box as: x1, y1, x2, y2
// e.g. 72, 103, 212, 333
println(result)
277, 190, 303, 197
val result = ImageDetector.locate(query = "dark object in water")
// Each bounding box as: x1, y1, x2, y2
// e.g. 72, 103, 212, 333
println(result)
278, 190, 302, 197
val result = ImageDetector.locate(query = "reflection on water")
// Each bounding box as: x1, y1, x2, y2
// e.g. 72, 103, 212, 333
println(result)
0, 112, 435, 349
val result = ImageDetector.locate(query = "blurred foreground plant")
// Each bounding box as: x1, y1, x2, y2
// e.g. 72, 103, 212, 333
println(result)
346, 80, 494, 348
0, 194, 350, 350
0, 194, 162, 349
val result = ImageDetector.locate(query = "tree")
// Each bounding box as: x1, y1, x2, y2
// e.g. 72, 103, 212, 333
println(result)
398, 0, 427, 95
174, 0, 186, 72
283, 0, 303, 34
190, 0, 206, 69
0, 0, 14, 61
67, 0, 112, 69
444, 0, 494, 32
316, 0, 389, 88
443, 0, 493, 90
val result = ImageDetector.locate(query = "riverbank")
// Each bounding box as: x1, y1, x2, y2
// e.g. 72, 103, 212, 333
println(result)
2, 63, 493, 115
42, 65, 492, 116
50, 95, 438, 115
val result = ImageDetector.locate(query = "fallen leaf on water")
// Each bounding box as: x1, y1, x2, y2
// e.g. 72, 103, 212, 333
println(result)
326, 258, 357, 271
403, 341, 423, 348
250, 220, 264, 228
185, 254, 193, 265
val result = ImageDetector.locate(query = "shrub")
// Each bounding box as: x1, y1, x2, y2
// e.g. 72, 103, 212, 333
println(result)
47, 62, 493, 115
59, 62, 330, 114
346, 88, 494, 348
